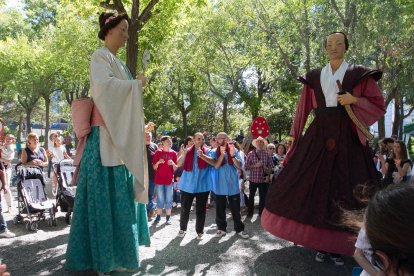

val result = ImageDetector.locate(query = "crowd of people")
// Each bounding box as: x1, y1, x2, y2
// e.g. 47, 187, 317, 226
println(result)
145, 131, 292, 221
0, 131, 73, 239
1, 15, 414, 276
1, 125, 413, 275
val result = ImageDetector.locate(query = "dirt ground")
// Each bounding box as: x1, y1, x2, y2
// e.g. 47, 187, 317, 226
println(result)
0, 179, 357, 276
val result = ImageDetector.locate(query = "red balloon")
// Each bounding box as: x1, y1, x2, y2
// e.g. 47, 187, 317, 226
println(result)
250, 117, 270, 138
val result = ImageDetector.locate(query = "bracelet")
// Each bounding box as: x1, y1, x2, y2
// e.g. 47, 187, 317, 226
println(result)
231, 155, 236, 158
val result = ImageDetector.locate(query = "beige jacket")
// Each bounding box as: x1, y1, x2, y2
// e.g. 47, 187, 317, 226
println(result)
89, 47, 148, 203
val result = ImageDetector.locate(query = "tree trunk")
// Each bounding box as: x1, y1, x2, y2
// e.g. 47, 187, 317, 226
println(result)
182, 110, 188, 137
44, 97, 50, 149
392, 98, 400, 136
303, 0, 311, 72
377, 116, 385, 139
17, 113, 23, 141
252, 108, 258, 120
26, 108, 32, 134
399, 102, 404, 139
127, 28, 139, 78
107, 0, 161, 78
223, 99, 228, 133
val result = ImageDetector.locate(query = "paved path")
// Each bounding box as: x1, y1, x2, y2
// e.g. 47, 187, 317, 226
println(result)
1, 182, 357, 275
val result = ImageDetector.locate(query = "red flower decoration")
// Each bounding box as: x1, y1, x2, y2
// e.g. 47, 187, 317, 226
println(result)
250, 117, 270, 138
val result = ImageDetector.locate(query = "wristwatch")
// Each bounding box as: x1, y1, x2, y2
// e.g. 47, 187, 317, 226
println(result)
231, 155, 236, 158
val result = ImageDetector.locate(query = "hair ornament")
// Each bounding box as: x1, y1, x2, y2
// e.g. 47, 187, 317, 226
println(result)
105, 15, 116, 25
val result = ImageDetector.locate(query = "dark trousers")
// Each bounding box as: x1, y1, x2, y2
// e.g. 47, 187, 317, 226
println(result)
180, 191, 209, 234
0, 190, 6, 232
248, 182, 269, 216
216, 194, 244, 233
146, 179, 156, 213
173, 189, 181, 203
47, 160, 53, 178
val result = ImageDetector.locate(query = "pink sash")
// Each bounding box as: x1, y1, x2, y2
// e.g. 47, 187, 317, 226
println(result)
71, 98, 105, 185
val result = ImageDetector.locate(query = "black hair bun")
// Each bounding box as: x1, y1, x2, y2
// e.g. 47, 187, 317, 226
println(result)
99, 12, 115, 29
97, 12, 130, 41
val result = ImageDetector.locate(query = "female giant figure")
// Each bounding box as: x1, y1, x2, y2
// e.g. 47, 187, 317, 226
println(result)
66, 12, 150, 274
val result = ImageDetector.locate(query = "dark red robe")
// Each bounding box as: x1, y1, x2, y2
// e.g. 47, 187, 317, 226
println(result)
261, 65, 386, 256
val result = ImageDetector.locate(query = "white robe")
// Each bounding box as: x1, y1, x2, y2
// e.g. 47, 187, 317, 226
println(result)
320, 60, 348, 107
89, 47, 148, 203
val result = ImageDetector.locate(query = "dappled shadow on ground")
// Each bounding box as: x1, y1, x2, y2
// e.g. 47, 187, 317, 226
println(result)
2, 233, 70, 275
136, 233, 241, 276
254, 245, 356, 276
1, 197, 358, 276
6, 213, 71, 237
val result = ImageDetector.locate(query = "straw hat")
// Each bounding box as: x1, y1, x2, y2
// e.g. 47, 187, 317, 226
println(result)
252, 136, 268, 148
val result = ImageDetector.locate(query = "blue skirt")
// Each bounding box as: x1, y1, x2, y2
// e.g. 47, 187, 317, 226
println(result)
65, 127, 150, 272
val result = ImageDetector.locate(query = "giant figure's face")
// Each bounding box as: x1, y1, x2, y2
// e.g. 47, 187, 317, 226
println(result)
107, 19, 129, 48
325, 33, 346, 60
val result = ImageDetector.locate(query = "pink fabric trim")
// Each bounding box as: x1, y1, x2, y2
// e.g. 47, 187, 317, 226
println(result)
284, 85, 317, 165
351, 78, 386, 144
71, 98, 105, 186
261, 209, 356, 256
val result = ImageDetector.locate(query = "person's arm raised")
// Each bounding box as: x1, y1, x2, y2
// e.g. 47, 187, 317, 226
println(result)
176, 144, 187, 167
229, 144, 241, 169
198, 148, 225, 169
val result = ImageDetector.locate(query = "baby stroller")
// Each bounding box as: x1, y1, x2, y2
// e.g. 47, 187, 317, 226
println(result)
54, 159, 76, 224
13, 166, 57, 231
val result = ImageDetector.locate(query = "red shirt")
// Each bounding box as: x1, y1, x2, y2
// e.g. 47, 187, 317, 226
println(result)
153, 149, 177, 185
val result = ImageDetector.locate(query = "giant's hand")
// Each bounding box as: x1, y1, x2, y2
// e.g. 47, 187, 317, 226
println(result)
137, 74, 147, 87
337, 92, 357, 105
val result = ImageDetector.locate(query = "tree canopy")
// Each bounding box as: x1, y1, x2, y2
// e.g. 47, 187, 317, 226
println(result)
0, 0, 413, 142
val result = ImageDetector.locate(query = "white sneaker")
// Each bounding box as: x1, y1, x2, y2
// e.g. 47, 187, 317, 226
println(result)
214, 230, 226, 238
177, 230, 186, 237
330, 255, 345, 266
315, 252, 327, 262
172, 202, 177, 208
0, 229, 16, 238
196, 233, 204, 240
237, 231, 249, 239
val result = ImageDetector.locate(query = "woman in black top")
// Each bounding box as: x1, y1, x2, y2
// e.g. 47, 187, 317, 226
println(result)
380, 140, 412, 186
21, 132, 48, 168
